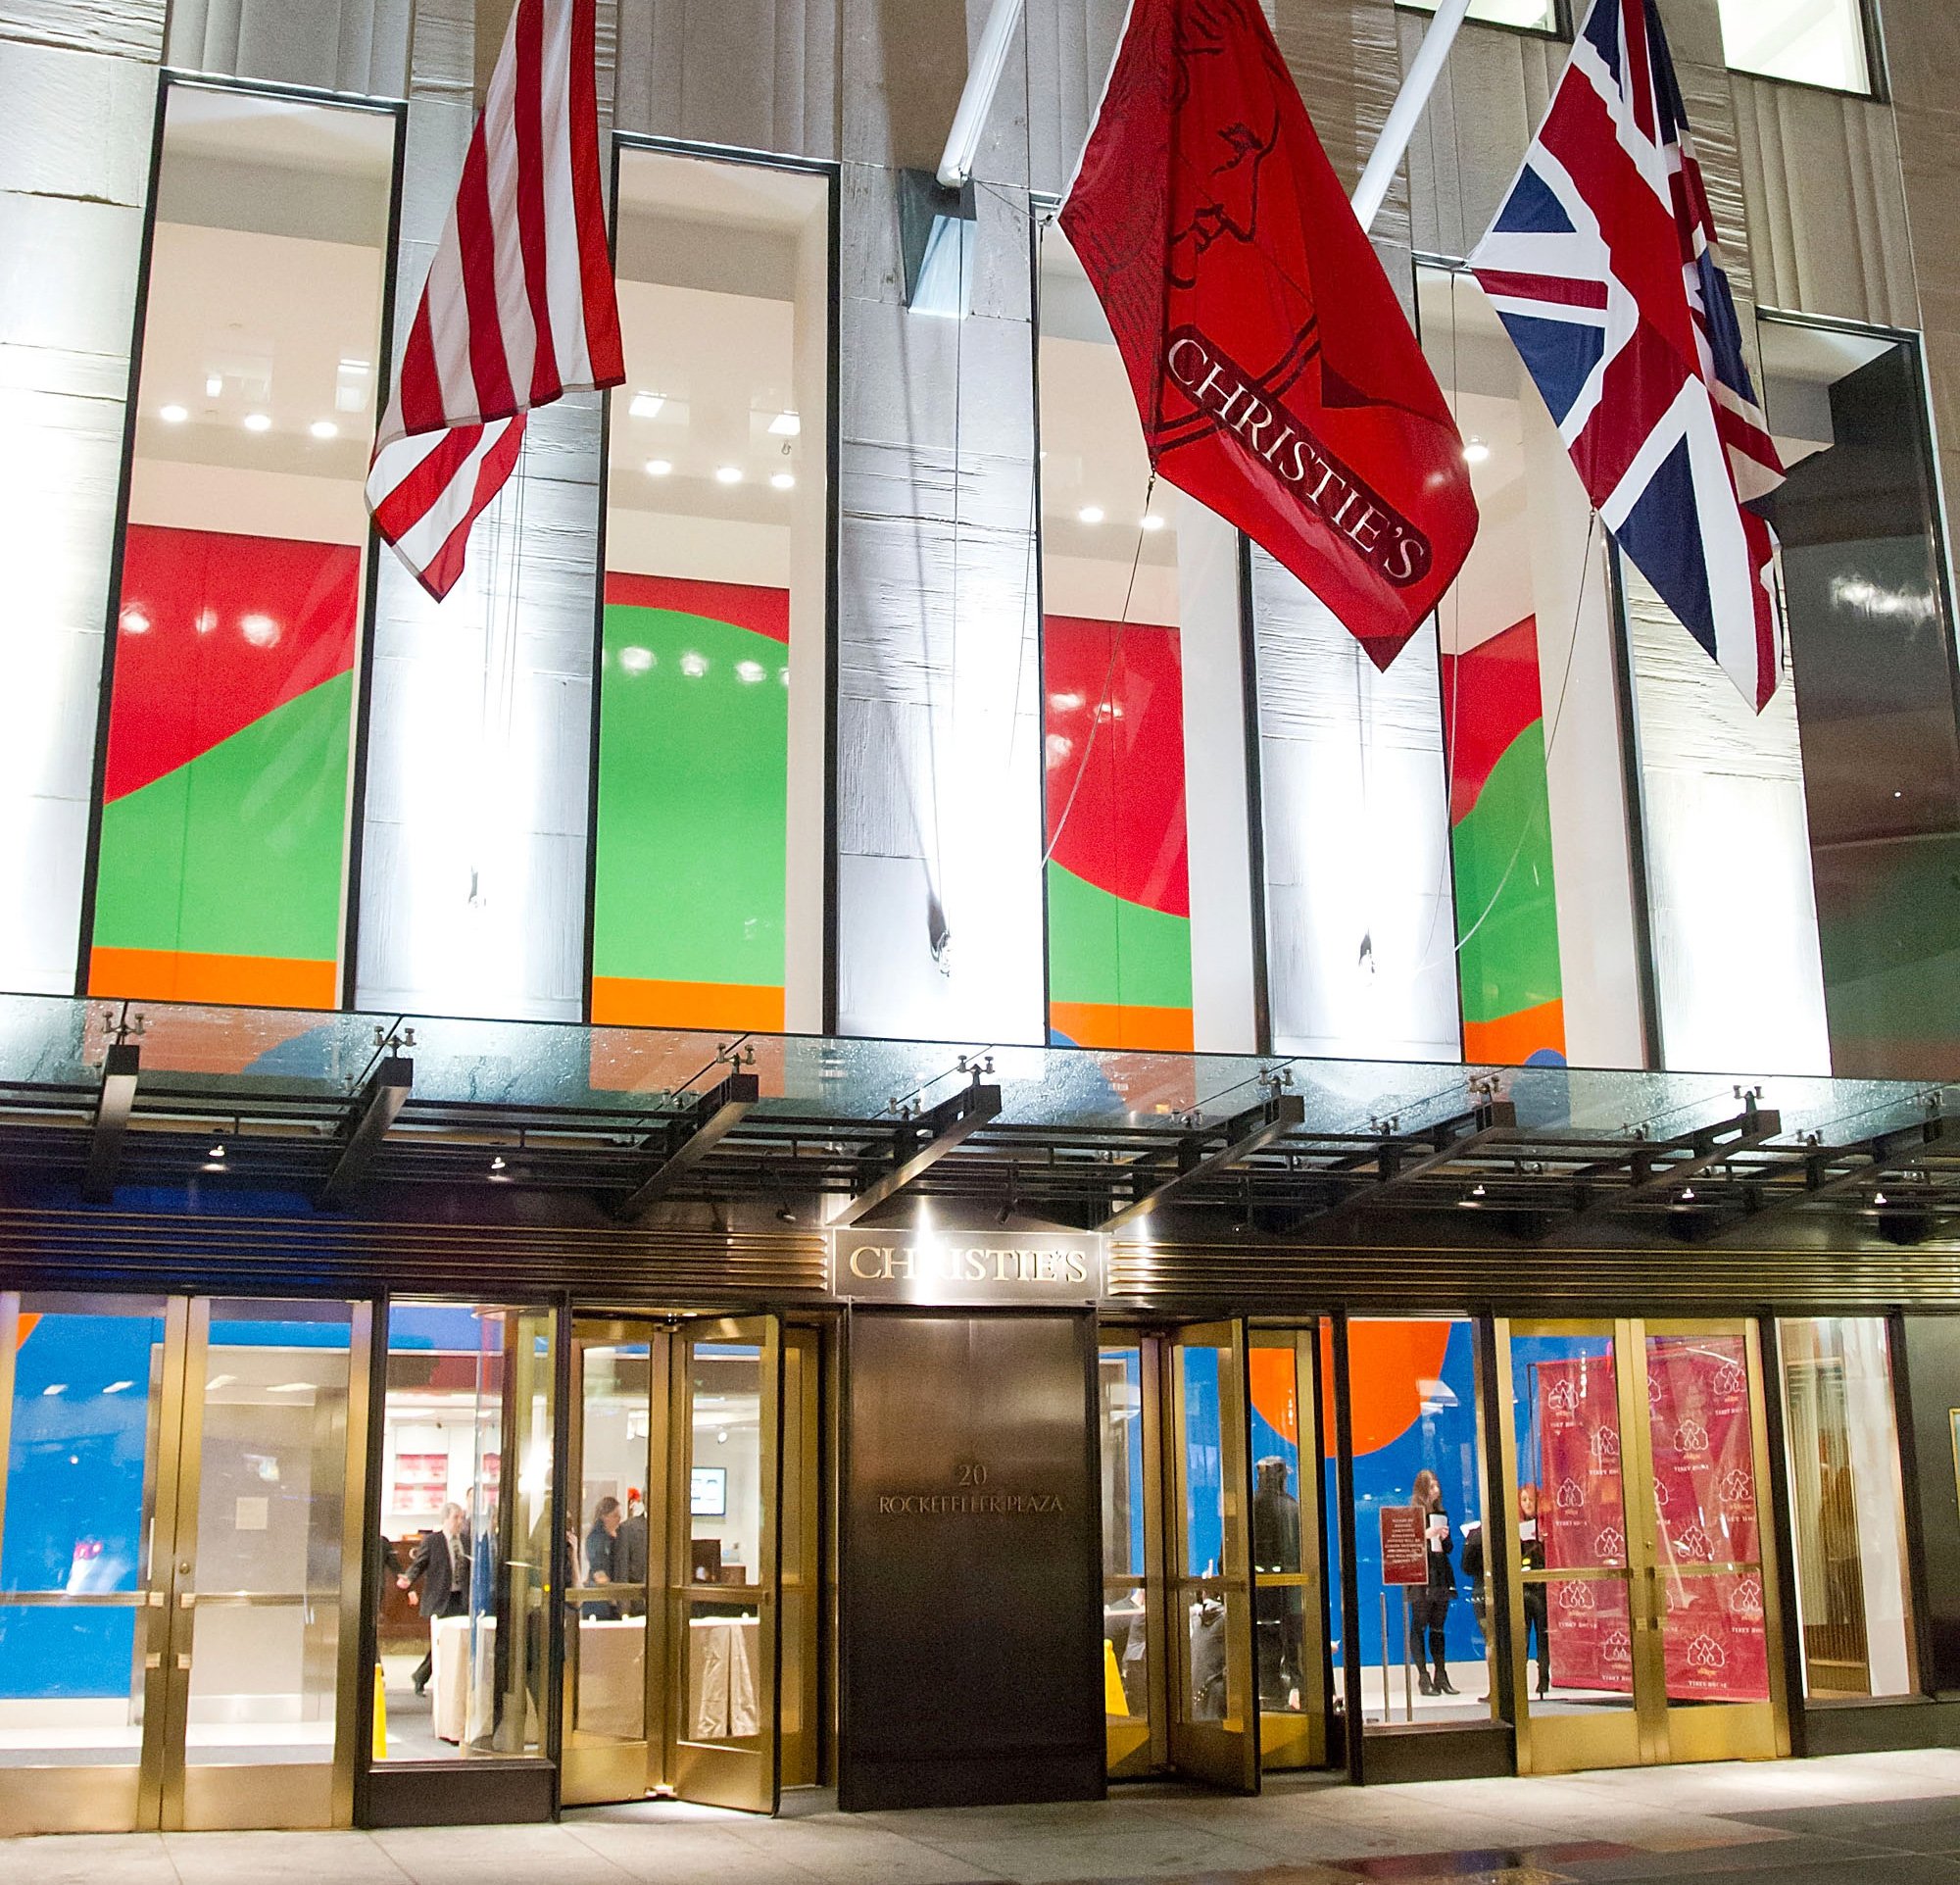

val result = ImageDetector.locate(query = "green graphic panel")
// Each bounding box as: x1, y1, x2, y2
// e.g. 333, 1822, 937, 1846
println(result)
92, 673, 353, 963
594, 604, 788, 987
1451, 723, 1563, 1028
1046, 861, 1192, 1012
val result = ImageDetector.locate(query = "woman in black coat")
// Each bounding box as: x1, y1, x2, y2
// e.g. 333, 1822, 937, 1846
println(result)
1407, 1468, 1457, 1697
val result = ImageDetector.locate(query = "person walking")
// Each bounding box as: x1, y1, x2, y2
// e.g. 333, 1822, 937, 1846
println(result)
398, 1501, 471, 1697
1407, 1469, 1457, 1698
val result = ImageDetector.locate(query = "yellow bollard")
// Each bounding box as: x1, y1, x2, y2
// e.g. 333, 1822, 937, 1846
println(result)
372, 1663, 387, 1759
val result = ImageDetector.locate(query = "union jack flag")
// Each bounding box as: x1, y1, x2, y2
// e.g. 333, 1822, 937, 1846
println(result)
1468, 0, 1786, 711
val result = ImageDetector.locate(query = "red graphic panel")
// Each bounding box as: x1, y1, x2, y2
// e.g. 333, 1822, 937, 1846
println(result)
107, 525, 360, 803
1043, 616, 1189, 918
1439, 615, 1543, 826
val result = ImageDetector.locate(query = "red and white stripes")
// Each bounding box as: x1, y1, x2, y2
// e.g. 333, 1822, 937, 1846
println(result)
367, 0, 623, 601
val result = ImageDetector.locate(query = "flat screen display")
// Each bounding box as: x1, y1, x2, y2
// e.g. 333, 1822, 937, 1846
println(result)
691, 1465, 726, 1516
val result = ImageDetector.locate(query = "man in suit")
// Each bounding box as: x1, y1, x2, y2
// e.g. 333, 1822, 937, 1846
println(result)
614, 1489, 649, 1618
399, 1501, 471, 1697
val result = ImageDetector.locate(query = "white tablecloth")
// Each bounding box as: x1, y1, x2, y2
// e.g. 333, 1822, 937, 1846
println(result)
427, 1611, 760, 1744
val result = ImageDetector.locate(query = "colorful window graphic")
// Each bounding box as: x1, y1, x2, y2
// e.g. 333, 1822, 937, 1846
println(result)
1441, 616, 1567, 1067
89, 524, 359, 1010
591, 573, 789, 1031
1043, 616, 1194, 1051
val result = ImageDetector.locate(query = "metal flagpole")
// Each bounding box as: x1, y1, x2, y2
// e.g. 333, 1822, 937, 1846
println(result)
938, 0, 1030, 186
1350, 0, 1474, 232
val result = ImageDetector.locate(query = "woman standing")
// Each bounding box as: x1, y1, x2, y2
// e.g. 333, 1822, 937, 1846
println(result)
1518, 1483, 1551, 1699
1408, 1468, 1457, 1697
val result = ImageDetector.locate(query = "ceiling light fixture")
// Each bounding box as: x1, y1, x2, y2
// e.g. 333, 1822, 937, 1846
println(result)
310, 420, 338, 440
208, 1143, 226, 1161
714, 466, 743, 485
1140, 514, 1165, 532
1463, 437, 1491, 465
1680, 1184, 1696, 1203
644, 458, 672, 477
206, 374, 223, 398
628, 390, 664, 419
242, 412, 271, 433
770, 471, 795, 491
1873, 1189, 1888, 1207
159, 403, 188, 423
767, 411, 801, 437
489, 1155, 507, 1172
1078, 505, 1104, 524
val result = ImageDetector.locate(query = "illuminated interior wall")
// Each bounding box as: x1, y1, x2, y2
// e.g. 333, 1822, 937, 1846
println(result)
89, 87, 393, 1011
1038, 228, 1251, 1054
1420, 270, 1647, 1068
591, 149, 828, 1033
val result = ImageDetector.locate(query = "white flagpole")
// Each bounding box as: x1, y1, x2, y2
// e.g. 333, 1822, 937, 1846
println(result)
1349, 0, 1472, 232
938, 0, 1030, 186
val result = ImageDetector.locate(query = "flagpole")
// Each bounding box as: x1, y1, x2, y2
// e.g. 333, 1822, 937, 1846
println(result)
938, 0, 1029, 186
1349, 0, 1472, 233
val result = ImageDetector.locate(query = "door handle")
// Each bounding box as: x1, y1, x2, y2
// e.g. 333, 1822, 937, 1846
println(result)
144, 1652, 162, 1670
175, 1653, 191, 1671
179, 1591, 196, 1608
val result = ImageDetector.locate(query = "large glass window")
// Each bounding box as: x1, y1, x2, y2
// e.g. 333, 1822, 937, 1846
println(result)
90, 83, 394, 1011
1343, 1317, 1494, 1729
1038, 227, 1198, 1052
376, 1303, 555, 1762
1400, 0, 1559, 31
1779, 1318, 1915, 1699
1717, 0, 1870, 91
1759, 320, 1960, 1080
591, 148, 831, 1033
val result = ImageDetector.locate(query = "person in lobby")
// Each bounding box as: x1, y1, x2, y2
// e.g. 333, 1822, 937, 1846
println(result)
584, 1495, 623, 1622
614, 1487, 649, 1617
1251, 1455, 1304, 1709
1407, 1468, 1457, 1698
398, 1501, 471, 1697
1518, 1482, 1552, 1699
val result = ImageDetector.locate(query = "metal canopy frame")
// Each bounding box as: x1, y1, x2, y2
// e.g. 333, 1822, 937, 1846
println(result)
8, 998, 1959, 1242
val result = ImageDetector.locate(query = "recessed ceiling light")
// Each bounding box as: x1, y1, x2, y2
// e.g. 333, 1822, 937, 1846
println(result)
618, 645, 654, 674
1078, 505, 1104, 524
770, 471, 795, 491
205, 374, 223, 398
767, 411, 801, 437
208, 1143, 226, 1160
159, 403, 188, 423
268, 1382, 316, 1394
1462, 437, 1491, 465
644, 458, 672, 477
680, 651, 708, 677
489, 1154, 507, 1172
1140, 514, 1165, 532
239, 614, 280, 647
735, 660, 765, 683
714, 466, 743, 485
310, 420, 337, 440
121, 609, 151, 636
628, 390, 664, 419
103, 1380, 133, 1395
41, 1384, 64, 1397
242, 413, 271, 433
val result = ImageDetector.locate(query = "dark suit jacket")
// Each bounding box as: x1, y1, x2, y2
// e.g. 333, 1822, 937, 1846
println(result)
405, 1526, 470, 1603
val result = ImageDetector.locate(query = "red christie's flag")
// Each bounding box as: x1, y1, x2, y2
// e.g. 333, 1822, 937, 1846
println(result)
1058, 0, 1478, 668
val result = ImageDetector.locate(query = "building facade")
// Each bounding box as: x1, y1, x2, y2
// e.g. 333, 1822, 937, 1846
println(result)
3, 0, 1960, 1839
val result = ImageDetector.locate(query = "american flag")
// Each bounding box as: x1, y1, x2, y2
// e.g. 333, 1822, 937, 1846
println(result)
366, 0, 624, 601
1468, 0, 1786, 711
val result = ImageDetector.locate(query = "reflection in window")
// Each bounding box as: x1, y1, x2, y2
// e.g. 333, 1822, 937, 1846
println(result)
1760, 321, 1960, 1079
1345, 1317, 1494, 1729
91, 85, 393, 1011
1250, 1329, 1324, 1768
1038, 227, 1196, 1051
1779, 1318, 1915, 1698
376, 1303, 555, 1761
1400, 0, 1558, 29
1717, 0, 1870, 91
1099, 1342, 1155, 1775
592, 150, 830, 1033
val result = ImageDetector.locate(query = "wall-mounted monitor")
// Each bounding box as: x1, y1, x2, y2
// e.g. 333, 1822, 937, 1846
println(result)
691, 1465, 727, 1517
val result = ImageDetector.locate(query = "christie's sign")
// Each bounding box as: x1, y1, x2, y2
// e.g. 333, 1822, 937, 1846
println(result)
827, 1229, 1106, 1304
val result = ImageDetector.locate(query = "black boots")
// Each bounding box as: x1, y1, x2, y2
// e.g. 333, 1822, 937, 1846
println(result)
1417, 1667, 1437, 1696
1434, 1668, 1459, 1695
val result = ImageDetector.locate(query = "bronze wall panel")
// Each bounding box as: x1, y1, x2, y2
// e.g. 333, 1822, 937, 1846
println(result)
839, 1309, 1103, 1811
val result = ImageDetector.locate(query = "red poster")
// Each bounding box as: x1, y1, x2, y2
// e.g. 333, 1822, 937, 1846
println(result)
1379, 1505, 1428, 1586
1535, 1341, 1766, 1703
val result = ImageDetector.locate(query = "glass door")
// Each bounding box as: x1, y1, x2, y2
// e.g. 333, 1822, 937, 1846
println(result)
0, 1293, 368, 1834
1248, 1326, 1326, 1770
563, 1318, 665, 1807
1099, 1335, 1163, 1778
1165, 1321, 1257, 1792
667, 1315, 781, 1811
1502, 1318, 1787, 1773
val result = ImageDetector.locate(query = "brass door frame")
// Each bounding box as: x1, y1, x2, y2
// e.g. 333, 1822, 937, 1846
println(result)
665, 1314, 782, 1813
778, 1325, 821, 1790
1163, 1319, 1258, 1793
1502, 1316, 1788, 1776
1248, 1324, 1326, 1771
0, 1293, 368, 1835
562, 1316, 669, 1807
1098, 1330, 1169, 1780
